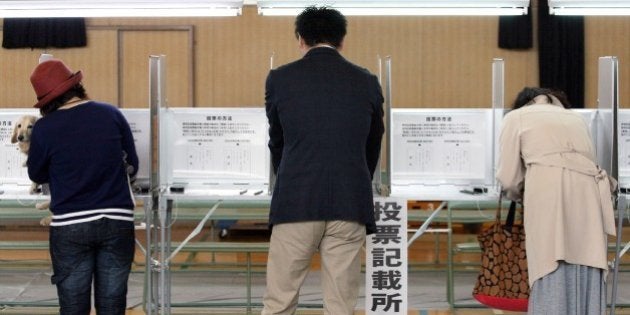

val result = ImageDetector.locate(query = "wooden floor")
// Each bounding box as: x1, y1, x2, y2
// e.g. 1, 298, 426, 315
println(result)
0, 309, 627, 315
0, 308, 573, 315
1, 214, 629, 315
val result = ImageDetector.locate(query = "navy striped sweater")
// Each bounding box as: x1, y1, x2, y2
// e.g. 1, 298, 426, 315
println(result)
27, 101, 139, 226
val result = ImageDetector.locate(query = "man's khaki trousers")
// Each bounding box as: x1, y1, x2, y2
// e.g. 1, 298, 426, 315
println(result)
261, 220, 365, 315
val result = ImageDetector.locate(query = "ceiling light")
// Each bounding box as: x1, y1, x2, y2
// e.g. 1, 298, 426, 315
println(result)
257, 0, 530, 16
549, 0, 630, 16
0, 0, 243, 18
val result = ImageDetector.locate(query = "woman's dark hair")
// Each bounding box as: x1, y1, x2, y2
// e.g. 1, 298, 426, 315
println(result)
548, 89, 572, 108
512, 87, 572, 110
40, 84, 88, 116
294, 6, 347, 48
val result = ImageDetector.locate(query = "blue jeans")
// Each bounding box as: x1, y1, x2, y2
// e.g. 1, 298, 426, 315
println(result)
217, 220, 237, 229
49, 218, 135, 315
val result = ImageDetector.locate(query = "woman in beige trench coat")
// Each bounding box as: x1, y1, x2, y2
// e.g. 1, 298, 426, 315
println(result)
496, 87, 616, 314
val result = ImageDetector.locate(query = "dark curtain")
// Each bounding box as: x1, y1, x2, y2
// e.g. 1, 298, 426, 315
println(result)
498, 13, 533, 49
537, 0, 585, 108
2, 18, 87, 49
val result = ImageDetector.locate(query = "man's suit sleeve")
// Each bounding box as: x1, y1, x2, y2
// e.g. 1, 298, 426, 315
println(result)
265, 71, 284, 174
366, 75, 385, 178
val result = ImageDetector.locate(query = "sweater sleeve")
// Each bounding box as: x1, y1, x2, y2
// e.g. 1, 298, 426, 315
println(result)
117, 110, 139, 177
27, 123, 50, 184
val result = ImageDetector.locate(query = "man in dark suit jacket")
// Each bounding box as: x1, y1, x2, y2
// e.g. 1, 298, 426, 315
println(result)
262, 6, 384, 315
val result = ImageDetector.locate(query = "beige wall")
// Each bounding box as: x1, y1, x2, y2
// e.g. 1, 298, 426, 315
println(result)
585, 17, 630, 108
0, 6, 628, 109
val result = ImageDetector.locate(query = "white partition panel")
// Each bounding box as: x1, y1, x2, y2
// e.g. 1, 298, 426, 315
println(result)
597, 57, 618, 177
600, 55, 622, 315
618, 109, 630, 187
120, 109, 150, 187
390, 108, 494, 198
492, 58, 505, 195
573, 108, 598, 149
0, 109, 41, 189
161, 107, 270, 195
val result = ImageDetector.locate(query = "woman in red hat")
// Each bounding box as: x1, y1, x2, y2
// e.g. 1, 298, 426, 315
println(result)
27, 59, 139, 315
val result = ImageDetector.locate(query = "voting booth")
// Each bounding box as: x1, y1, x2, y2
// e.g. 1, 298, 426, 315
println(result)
143, 56, 273, 315
386, 59, 507, 201
381, 59, 507, 311
0, 108, 151, 197
160, 107, 269, 196
389, 108, 496, 199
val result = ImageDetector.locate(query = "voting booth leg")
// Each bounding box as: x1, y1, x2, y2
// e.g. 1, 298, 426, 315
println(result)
145, 196, 173, 315
610, 195, 626, 314
246, 252, 252, 314
446, 203, 455, 308
160, 198, 173, 315
144, 196, 157, 314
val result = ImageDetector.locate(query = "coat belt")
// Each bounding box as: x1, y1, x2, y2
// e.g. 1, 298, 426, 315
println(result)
528, 152, 617, 236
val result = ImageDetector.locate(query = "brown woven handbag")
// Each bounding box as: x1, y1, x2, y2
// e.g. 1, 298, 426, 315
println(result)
472, 197, 529, 311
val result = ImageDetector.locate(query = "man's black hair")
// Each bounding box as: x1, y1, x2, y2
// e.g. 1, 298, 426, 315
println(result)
295, 6, 347, 48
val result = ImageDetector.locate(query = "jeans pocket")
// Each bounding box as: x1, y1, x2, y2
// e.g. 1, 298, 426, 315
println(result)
49, 226, 91, 285
107, 219, 135, 234
102, 220, 135, 268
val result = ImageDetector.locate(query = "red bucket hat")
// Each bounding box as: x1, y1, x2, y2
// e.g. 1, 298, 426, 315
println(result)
30, 59, 83, 108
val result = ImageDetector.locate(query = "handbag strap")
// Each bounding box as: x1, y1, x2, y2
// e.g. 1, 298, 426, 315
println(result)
505, 201, 517, 228
496, 193, 518, 228
495, 194, 503, 222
